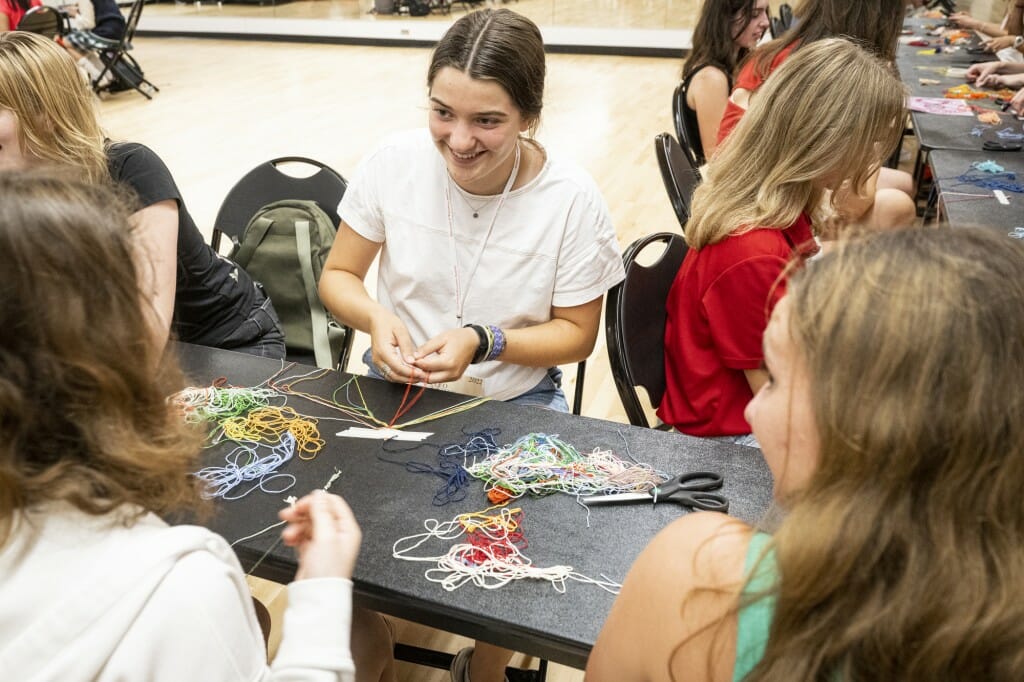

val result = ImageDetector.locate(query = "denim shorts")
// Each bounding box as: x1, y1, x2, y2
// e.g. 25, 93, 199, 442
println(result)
362, 350, 569, 413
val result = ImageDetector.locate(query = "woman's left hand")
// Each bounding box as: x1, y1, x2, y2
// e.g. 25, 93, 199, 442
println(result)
411, 327, 479, 383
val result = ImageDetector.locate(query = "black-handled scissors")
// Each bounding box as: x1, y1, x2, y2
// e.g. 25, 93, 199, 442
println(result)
581, 472, 729, 513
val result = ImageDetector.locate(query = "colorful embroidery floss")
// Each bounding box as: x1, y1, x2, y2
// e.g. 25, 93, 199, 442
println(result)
171, 385, 279, 423
219, 406, 325, 458
194, 432, 297, 500
393, 506, 621, 594
464, 433, 668, 503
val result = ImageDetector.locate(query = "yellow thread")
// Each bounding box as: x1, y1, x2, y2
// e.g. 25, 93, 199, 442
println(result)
221, 406, 325, 459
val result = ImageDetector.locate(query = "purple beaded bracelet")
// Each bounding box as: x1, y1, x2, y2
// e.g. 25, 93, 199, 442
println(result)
486, 325, 506, 361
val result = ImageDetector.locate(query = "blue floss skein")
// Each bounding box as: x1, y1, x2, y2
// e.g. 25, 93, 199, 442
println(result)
195, 432, 297, 500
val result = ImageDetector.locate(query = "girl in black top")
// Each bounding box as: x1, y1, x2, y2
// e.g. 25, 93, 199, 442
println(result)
0, 32, 285, 357
680, 0, 770, 164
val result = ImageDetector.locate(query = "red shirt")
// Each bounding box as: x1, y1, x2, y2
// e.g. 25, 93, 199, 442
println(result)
717, 41, 800, 145
657, 214, 816, 437
2, 0, 41, 29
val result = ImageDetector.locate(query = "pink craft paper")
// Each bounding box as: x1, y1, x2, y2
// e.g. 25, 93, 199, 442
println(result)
908, 97, 974, 116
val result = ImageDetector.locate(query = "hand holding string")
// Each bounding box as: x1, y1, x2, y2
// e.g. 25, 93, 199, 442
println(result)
412, 327, 478, 383
280, 490, 362, 580
368, 311, 422, 383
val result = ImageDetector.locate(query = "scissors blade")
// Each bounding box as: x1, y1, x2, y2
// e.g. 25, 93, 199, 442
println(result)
581, 492, 652, 506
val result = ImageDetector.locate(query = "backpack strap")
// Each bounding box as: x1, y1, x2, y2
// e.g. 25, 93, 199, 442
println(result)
295, 219, 334, 368
233, 215, 275, 268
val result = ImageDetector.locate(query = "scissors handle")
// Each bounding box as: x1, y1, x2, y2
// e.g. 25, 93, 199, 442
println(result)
675, 492, 729, 513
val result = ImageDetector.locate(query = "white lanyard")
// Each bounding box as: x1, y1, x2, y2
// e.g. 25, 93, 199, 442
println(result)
444, 141, 521, 325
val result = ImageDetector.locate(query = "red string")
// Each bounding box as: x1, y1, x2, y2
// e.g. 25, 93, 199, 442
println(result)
388, 380, 426, 427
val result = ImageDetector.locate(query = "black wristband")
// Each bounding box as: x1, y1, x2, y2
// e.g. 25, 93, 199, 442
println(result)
464, 324, 489, 364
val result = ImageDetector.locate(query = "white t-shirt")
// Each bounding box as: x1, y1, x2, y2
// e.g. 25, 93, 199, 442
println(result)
0, 504, 355, 681
339, 129, 625, 401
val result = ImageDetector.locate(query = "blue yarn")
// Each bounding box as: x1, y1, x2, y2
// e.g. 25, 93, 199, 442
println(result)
195, 432, 297, 500
379, 428, 501, 505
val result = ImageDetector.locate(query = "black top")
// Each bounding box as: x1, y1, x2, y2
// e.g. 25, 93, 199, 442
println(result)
89, 0, 125, 40
107, 142, 257, 346
680, 63, 732, 167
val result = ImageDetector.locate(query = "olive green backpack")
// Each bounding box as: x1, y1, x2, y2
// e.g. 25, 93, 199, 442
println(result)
233, 199, 347, 369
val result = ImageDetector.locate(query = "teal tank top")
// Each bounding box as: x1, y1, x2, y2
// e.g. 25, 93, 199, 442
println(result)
732, 532, 776, 682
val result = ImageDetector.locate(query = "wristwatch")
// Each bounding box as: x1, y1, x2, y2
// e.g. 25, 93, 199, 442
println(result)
1015, 35, 1024, 49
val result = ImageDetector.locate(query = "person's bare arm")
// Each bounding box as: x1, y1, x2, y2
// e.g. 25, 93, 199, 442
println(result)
587, 513, 752, 682
318, 222, 422, 383
689, 66, 731, 160
412, 297, 603, 383
130, 200, 179, 349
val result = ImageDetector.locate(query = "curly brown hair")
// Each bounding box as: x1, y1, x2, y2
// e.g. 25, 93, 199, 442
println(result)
0, 171, 205, 544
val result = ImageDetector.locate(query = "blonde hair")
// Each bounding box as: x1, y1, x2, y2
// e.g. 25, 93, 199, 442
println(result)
0, 32, 108, 183
0, 171, 204, 545
686, 39, 906, 249
749, 227, 1024, 678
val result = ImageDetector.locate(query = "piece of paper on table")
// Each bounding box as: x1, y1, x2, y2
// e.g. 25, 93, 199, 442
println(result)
994, 190, 1009, 205
336, 427, 433, 442
908, 97, 974, 116
945, 67, 968, 78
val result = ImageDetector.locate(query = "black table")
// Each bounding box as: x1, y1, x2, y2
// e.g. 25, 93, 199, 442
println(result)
929, 149, 1024, 229
897, 19, 1011, 154
176, 343, 774, 669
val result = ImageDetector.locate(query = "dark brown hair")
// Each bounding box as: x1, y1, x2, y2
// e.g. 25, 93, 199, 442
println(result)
751, 0, 903, 80
0, 171, 204, 544
427, 8, 546, 126
683, 0, 759, 81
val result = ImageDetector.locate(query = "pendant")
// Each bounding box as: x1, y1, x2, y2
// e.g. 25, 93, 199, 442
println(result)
473, 212, 479, 218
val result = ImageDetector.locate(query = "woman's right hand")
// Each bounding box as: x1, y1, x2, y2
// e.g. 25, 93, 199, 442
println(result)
280, 490, 362, 580
368, 311, 422, 383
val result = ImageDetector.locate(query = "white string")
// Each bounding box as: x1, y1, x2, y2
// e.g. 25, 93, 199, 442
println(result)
393, 512, 622, 594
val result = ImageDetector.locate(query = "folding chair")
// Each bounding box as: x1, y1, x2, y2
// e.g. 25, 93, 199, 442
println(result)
213, 157, 354, 371
779, 3, 793, 30
16, 6, 68, 38
605, 232, 689, 428
67, 0, 158, 100
654, 133, 701, 232
672, 81, 706, 169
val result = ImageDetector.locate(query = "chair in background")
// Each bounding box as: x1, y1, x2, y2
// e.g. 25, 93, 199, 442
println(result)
671, 81, 705, 169
654, 132, 701, 232
605, 232, 689, 428
67, 0, 158, 99
779, 3, 793, 30
16, 6, 68, 38
213, 157, 354, 371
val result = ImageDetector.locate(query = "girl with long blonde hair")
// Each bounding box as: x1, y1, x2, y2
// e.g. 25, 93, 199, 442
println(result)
590, 225, 1024, 680
657, 38, 906, 440
0, 32, 286, 357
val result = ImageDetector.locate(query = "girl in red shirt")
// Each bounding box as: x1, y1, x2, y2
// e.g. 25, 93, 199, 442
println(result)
658, 38, 907, 441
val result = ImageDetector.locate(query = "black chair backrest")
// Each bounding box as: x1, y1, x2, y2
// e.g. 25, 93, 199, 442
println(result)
605, 232, 689, 427
769, 16, 784, 40
654, 133, 700, 232
779, 3, 793, 30
16, 6, 65, 38
672, 80, 705, 169
212, 157, 347, 253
